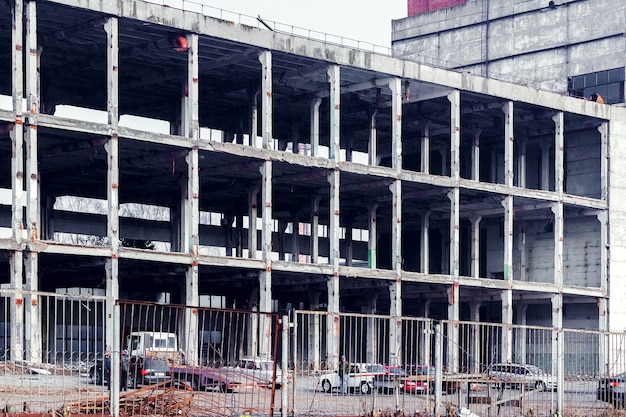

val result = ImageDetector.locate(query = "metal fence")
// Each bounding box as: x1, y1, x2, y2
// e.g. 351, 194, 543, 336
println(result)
1, 290, 625, 417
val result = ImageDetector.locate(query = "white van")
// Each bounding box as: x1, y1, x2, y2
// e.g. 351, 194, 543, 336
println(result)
125, 331, 178, 358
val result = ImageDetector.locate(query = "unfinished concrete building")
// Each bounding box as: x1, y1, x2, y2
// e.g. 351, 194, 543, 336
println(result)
0, 0, 625, 365
392, 0, 626, 101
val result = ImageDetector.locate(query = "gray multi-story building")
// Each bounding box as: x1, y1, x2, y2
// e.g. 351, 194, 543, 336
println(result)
392, 0, 626, 103
0, 0, 625, 374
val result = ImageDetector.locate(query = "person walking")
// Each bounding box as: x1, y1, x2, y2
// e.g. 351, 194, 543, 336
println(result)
120, 350, 129, 391
338, 355, 350, 394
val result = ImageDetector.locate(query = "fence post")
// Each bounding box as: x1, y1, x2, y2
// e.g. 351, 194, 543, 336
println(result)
281, 315, 289, 417
434, 321, 443, 417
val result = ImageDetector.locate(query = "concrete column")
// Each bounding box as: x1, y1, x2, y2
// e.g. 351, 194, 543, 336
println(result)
368, 109, 378, 166
518, 227, 527, 281
308, 291, 321, 370
420, 120, 430, 174
552, 202, 564, 288
248, 88, 259, 147
501, 289, 513, 363
553, 112, 564, 195
502, 196, 513, 282
344, 215, 353, 266
540, 142, 551, 191
516, 304, 528, 364
419, 300, 432, 365
10, 0, 25, 362
449, 91, 460, 180
598, 297, 608, 375
552, 293, 564, 414
368, 203, 378, 268
447, 284, 459, 373
104, 16, 119, 355
471, 129, 481, 181
598, 211, 608, 294
389, 78, 402, 171
390, 182, 402, 272
247, 288, 259, 358
502, 101, 514, 187
518, 137, 527, 188
389, 282, 401, 365
291, 211, 300, 262
366, 294, 378, 364
311, 195, 321, 263
247, 186, 259, 259
448, 188, 460, 277
420, 210, 430, 274
184, 146, 200, 364
599, 122, 608, 200
310, 97, 322, 157
469, 302, 481, 373
469, 215, 481, 278
328, 65, 340, 161
326, 274, 340, 370
389, 178, 403, 365
24, 0, 41, 364
259, 51, 272, 151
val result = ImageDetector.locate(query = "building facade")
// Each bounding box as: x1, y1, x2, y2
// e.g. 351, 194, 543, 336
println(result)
1, 0, 625, 370
393, 0, 626, 103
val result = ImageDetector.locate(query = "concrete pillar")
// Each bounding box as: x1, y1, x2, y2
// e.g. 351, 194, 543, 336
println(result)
471, 129, 481, 181
248, 186, 259, 259
420, 210, 430, 274
598, 211, 608, 294
469, 215, 481, 278
258, 50, 273, 357
518, 227, 527, 281
389, 78, 402, 171
598, 297, 608, 375
184, 146, 200, 363
552, 293, 564, 414
502, 196, 513, 281
420, 119, 430, 174
24, 0, 41, 364
540, 141, 551, 191
248, 88, 258, 147
448, 188, 460, 277
518, 137, 527, 188
247, 287, 259, 358
308, 291, 321, 370
501, 289, 513, 363
553, 112, 564, 195
369, 109, 378, 166
551, 204, 564, 288
502, 101, 514, 187
366, 294, 378, 364
368, 203, 378, 268
419, 300, 432, 365
310, 97, 322, 157
328, 65, 340, 161
447, 284, 459, 373
516, 304, 528, 364
599, 122, 608, 200
389, 283, 401, 365
104, 16, 119, 356
469, 302, 481, 373
311, 195, 321, 263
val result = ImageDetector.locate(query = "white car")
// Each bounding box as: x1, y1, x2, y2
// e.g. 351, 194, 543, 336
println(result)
225, 357, 287, 389
487, 363, 557, 391
319, 363, 386, 394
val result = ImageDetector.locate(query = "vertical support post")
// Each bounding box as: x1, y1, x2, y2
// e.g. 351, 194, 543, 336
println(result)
368, 203, 378, 268
599, 122, 608, 201
104, 17, 119, 361
259, 51, 273, 151
281, 315, 289, 417
434, 322, 443, 417
469, 302, 480, 373
308, 292, 321, 370
10, 0, 25, 362
419, 302, 431, 365
503, 101, 514, 187
291, 211, 300, 262
24, 0, 41, 364
327, 65, 340, 161
518, 228, 527, 281
366, 294, 378, 363
449, 91, 460, 181
471, 129, 481, 181
310, 97, 321, 157
469, 215, 481, 278
326, 168, 340, 367
389, 177, 402, 365
516, 304, 528, 364
369, 110, 378, 166
552, 293, 564, 414
447, 186, 460, 373
248, 186, 259, 259
249, 89, 259, 147
389, 78, 402, 171
110, 303, 121, 417
598, 297, 608, 376
501, 290, 513, 363
540, 141, 551, 191
420, 120, 430, 174
518, 137, 527, 188
310, 196, 321, 263
553, 112, 564, 195
502, 195, 513, 281
420, 210, 430, 274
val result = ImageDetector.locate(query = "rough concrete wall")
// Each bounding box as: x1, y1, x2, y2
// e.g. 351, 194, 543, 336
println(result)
563, 217, 601, 288
608, 117, 626, 332
523, 223, 555, 284
392, 0, 626, 90
525, 303, 598, 329
565, 129, 601, 199
485, 223, 504, 279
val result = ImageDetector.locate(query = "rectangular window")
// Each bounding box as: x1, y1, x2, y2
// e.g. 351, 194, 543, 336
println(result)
569, 68, 625, 104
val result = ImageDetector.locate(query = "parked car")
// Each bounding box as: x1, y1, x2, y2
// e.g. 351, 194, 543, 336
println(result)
597, 372, 626, 407
127, 356, 172, 388
89, 358, 107, 385
224, 356, 288, 389
487, 363, 557, 391
374, 365, 405, 394
402, 365, 434, 393
319, 363, 384, 394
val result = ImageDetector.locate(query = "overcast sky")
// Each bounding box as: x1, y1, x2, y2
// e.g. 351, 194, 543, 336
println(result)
196, 0, 407, 48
